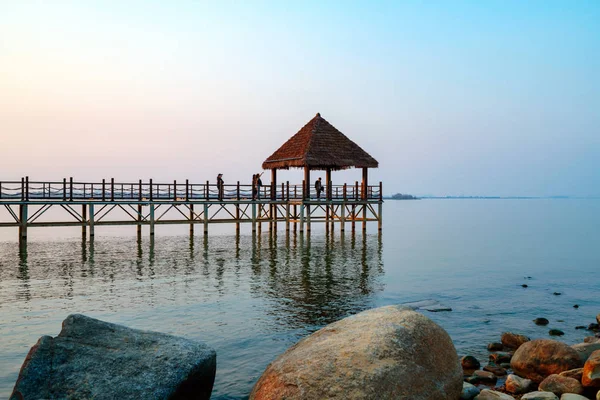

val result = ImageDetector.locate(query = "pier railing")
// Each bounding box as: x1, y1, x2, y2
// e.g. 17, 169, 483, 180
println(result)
0, 178, 383, 202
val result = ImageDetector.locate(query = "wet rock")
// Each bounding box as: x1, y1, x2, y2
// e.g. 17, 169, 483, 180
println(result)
523, 284, 529, 288
559, 368, 584, 381
249, 305, 463, 400
474, 389, 515, 399
9, 314, 216, 400
489, 342, 504, 351
585, 337, 600, 344
573, 305, 579, 309
490, 352, 514, 364
484, 363, 507, 376
539, 374, 584, 396
467, 370, 498, 385
501, 362, 512, 369
461, 382, 481, 400
582, 350, 600, 387
535, 318, 550, 326
502, 332, 531, 349
550, 329, 566, 336
511, 339, 583, 383
559, 395, 590, 400
506, 374, 534, 394
573, 343, 600, 362
522, 392, 559, 400
589, 324, 600, 332
554, 292, 562, 296
577, 326, 588, 330
463, 355, 482, 370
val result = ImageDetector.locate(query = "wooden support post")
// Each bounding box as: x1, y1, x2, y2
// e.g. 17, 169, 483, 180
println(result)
362, 167, 368, 200
304, 167, 310, 199
340, 204, 346, 232
203, 204, 208, 234
137, 204, 142, 236
25, 176, 29, 201
19, 204, 28, 241
138, 180, 142, 201
293, 204, 297, 231
173, 180, 177, 200
236, 181, 240, 232
326, 168, 331, 200
285, 204, 290, 232
299, 204, 305, 233
185, 179, 189, 201
149, 204, 155, 236
306, 204, 311, 233
190, 204, 195, 235
89, 204, 95, 237
378, 201, 383, 232
20, 177, 25, 201
149, 179, 153, 201
258, 204, 262, 234
252, 202, 257, 233
352, 204, 356, 232
206, 180, 210, 201
271, 169, 277, 200
82, 204, 87, 237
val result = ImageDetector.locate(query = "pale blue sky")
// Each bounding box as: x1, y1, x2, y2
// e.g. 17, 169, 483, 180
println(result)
1, 1, 598, 196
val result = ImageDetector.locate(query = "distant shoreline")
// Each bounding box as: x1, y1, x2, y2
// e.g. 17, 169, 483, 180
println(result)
384, 196, 598, 200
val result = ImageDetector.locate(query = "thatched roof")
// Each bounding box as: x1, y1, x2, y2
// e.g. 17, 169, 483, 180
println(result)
262, 113, 379, 170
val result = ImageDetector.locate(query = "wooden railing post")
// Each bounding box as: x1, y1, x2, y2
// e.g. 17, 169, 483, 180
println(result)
355, 181, 359, 201
173, 180, 177, 200
302, 180, 306, 199
237, 181, 240, 200
138, 180, 142, 201
21, 177, 25, 201
110, 178, 114, 201
69, 177, 73, 201
343, 184, 347, 201
286, 181, 290, 201
25, 176, 29, 201
206, 180, 210, 200
101, 179, 105, 201
63, 178, 67, 201
149, 179, 153, 201
186, 179, 190, 201
379, 182, 383, 201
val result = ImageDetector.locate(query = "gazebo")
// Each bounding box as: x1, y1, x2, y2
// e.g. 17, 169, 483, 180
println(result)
262, 113, 379, 200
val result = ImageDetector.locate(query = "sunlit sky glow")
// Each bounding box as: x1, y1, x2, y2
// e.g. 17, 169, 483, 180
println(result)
1, 1, 598, 196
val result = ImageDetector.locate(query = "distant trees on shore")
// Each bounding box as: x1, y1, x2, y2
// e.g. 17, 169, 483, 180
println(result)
389, 193, 418, 200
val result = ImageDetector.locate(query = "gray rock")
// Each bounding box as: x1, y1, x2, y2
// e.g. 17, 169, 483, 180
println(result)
10, 314, 216, 400
461, 382, 480, 400
506, 373, 534, 394
560, 394, 591, 400
572, 342, 600, 362
474, 389, 515, 399
250, 305, 463, 400
539, 374, 584, 396
522, 392, 560, 400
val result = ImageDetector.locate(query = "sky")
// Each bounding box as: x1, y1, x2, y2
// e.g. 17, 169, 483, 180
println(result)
1, 1, 599, 197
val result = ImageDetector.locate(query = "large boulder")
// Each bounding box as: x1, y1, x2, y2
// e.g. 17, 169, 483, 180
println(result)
572, 342, 600, 363
582, 350, 600, 387
511, 339, 583, 383
249, 305, 463, 400
502, 332, 530, 349
10, 314, 216, 400
538, 374, 584, 396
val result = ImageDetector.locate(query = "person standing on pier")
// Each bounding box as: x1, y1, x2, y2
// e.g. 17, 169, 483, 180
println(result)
256, 173, 263, 200
217, 173, 224, 200
315, 177, 323, 199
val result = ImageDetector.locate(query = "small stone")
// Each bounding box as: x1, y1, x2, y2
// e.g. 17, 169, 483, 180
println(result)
488, 342, 504, 351
474, 389, 516, 399
550, 329, 565, 336
490, 352, 514, 364
462, 355, 482, 370
467, 370, 498, 384
461, 381, 481, 400
523, 284, 529, 288
484, 363, 507, 376
502, 332, 531, 349
539, 374, 584, 396
506, 374, 534, 394
589, 324, 600, 332
573, 305, 579, 308
521, 392, 559, 400
535, 318, 550, 326
554, 292, 562, 296
576, 326, 587, 330
559, 368, 584, 381
582, 349, 600, 387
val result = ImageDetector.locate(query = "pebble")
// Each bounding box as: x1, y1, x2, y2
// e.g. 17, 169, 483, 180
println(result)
573, 305, 579, 309
461, 382, 480, 400
549, 329, 565, 336
488, 342, 504, 351
534, 318, 550, 326
522, 284, 529, 288
553, 292, 562, 296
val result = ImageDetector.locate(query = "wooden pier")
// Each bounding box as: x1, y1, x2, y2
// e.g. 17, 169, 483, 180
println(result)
1, 113, 384, 242
0, 177, 382, 242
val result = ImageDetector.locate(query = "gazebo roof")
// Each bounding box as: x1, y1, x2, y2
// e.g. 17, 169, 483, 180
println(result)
262, 113, 379, 170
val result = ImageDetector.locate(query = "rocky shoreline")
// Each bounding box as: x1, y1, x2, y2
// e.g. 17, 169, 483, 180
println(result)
460, 314, 600, 400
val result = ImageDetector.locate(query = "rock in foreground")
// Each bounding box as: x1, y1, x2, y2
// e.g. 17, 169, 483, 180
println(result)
511, 339, 583, 383
250, 305, 463, 400
582, 350, 600, 387
538, 374, 584, 396
10, 314, 216, 400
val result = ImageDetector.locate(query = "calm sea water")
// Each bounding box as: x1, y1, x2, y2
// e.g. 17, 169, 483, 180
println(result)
1, 199, 599, 399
